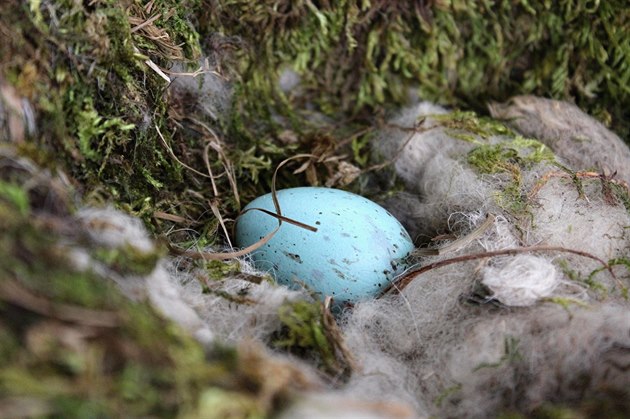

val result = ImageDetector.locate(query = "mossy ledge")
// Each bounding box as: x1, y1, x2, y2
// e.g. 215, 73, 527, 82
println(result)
2, 1, 628, 241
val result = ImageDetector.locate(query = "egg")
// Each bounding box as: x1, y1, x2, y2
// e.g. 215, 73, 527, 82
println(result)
235, 187, 414, 304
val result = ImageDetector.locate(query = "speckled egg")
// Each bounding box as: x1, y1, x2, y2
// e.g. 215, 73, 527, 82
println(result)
235, 187, 414, 304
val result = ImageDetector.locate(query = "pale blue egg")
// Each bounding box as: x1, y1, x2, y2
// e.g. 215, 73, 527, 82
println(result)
235, 187, 414, 304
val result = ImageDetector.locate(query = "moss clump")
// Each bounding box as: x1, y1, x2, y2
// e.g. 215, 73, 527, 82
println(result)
0, 153, 309, 417
472, 336, 523, 371
433, 110, 514, 143
0, 179, 30, 216
204, 259, 242, 281
1, 0, 239, 235
202, 1, 630, 139
273, 300, 351, 377
467, 132, 556, 216
91, 243, 164, 276
468, 138, 555, 175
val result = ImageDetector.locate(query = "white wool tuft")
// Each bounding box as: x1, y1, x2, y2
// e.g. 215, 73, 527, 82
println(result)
278, 393, 415, 419
278, 68, 301, 93
530, 177, 630, 284
169, 263, 308, 343
77, 206, 155, 253
481, 255, 559, 306
72, 206, 312, 346
477, 214, 520, 251
146, 262, 216, 345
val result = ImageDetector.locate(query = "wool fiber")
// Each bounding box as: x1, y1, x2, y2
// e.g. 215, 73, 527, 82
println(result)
168, 59, 232, 122
489, 95, 630, 183
168, 262, 307, 343
481, 254, 559, 306
333, 99, 630, 417
59, 98, 630, 417
73, 206, 313, 346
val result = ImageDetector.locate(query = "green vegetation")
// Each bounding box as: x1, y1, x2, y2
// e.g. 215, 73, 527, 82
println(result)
472, 336, 523, 371
1, 0, 629, 416
273, 300, 352, 377
202, 0, 630, 139
3, 1, 628, 242
0, 161, 313, 417
467, 133, 556, 215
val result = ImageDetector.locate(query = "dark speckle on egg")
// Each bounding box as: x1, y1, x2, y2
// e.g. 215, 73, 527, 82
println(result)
283, 251, 303, 264
333, 268, 346, 280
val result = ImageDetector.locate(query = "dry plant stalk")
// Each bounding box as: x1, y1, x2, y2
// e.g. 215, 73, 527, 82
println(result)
385, 245, 618, 295
168, 154, 319, 261
128, 1, 185, 61
0, 279, 120, 327
323, 296, 358, 374
529, 169, 630, 201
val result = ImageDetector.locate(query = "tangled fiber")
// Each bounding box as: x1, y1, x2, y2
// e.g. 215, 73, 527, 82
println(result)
7, 97, 628, 418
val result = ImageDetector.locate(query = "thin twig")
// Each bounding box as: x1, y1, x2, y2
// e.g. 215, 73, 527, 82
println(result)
384, 245, 617, 295
169, 154, 319, 260
155, 123, 212, 178
203, 141, 219, 197
414, 214, 496, 256
209, 199, 233, 249
130, 13, 161, 33
363, 118, 427, 173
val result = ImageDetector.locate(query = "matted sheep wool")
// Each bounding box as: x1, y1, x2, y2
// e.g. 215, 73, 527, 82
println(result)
70, 98, 630, 418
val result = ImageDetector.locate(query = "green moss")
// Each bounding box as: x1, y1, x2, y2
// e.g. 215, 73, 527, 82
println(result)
464, 123, 555, 216
544, 297, 589, 313
0, 180, 30, 216
557, 259, 609, 297
608, 182, 630, 214
0, 179, 276, 417
433, 111, 514, 142
188, 388, 264, 419
204, 260, 242, 281
201, 1, 630, 139
434, 384, 463, 408
468, 138, 555, 175
1, 0, 232, 239
5, 0, 628, 252
91, 243, 164, 276
273, 300, 342, 375
473, 336, 523, 371
585, 257, 630, 299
